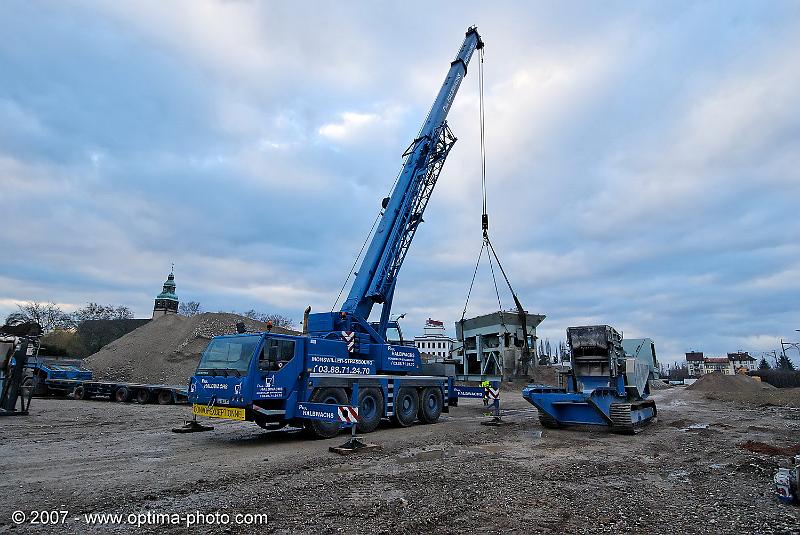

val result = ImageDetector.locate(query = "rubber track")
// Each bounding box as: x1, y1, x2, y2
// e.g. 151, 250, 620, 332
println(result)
537, 410, 561, 429
610, 400, 657, 435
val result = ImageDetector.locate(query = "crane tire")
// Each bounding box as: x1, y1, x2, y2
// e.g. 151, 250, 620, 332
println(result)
357, 387, 384, 433
418, 387, 443, 424
305, 387, 347, 439
391, 387, 419, 427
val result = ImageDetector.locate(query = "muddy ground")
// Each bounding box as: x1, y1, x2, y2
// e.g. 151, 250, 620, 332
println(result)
1, 388, 799, 534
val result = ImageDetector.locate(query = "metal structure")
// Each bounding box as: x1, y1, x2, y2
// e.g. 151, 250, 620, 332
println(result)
186, 27, 485, 438
0, 322, 42, 416
454, 311, 545, 381
774, 455, 800, 505
522, 325, 659, 434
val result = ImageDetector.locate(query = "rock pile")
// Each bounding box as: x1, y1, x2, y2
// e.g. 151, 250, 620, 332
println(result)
83, 313, 296, 386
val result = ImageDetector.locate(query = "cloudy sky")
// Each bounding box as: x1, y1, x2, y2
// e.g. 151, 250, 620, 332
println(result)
1, 1, 799, 365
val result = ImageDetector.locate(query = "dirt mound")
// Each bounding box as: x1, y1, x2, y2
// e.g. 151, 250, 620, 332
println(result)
83, 313, 296, 386
687, 372, 776, 392
740, 440, 800, 456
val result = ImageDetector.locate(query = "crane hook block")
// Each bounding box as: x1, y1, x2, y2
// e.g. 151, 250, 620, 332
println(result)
482, 213, 489, 232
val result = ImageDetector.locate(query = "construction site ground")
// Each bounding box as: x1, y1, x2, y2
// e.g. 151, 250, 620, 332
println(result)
2, 387, 799, 534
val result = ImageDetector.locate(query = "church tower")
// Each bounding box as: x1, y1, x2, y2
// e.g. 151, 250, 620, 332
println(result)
153, 269, 179, 317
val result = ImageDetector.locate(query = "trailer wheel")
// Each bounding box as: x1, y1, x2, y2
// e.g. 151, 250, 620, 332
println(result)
357, 387, 384, 433
114, 386, 131, 402
74, 386, 90, 400
418, 387, 443, 424
136, 389, 153, 404
157, 390, 173, 405
304, 387, 347, 439
392, 387, 419, 427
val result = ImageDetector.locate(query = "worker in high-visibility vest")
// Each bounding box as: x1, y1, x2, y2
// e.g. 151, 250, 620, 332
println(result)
481, 379, 490, 406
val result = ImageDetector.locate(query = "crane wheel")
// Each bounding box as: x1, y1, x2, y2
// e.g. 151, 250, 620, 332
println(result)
305, 387, 347, 439
74, 386, 90, 400
136, 389, 152, 404
114, 387, 131, 402
157, 391, 174, 405
418, 387, 443, 424
391, 387, 419, 427
357, 387, 384, 433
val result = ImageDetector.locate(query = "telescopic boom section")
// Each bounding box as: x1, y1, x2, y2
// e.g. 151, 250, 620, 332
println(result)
341, 27, 484, 329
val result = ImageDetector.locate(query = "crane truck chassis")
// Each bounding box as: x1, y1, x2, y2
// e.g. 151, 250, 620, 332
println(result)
187, 27, 485, 438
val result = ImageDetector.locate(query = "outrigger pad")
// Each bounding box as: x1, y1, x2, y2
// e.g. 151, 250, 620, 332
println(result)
329, 436, 382, 455
172, 420, 214, 433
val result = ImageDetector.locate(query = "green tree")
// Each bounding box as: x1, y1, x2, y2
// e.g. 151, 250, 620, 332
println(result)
778, 353, 796, 371
758, 357, 771, 370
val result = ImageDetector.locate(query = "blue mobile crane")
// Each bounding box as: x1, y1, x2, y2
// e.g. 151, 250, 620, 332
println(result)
186, 27, 484, 438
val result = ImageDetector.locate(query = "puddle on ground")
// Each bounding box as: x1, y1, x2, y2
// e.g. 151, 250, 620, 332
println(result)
685, 423, 709, 431
667, 469, 690, 481
396, 449, 445, 464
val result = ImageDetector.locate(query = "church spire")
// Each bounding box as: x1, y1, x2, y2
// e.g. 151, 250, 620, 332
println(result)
153, 268, 179, 317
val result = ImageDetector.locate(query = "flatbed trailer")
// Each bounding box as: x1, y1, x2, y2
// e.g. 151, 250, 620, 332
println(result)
23, 356, 189, 405
72, 380, 189, 405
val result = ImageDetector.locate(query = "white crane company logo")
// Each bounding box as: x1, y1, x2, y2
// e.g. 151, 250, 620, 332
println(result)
388, 347, 415, 359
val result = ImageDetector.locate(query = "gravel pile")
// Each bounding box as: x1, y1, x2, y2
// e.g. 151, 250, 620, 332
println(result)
687, 371, 776, 392
648, 379, 672, 390
83, 313, 296, 386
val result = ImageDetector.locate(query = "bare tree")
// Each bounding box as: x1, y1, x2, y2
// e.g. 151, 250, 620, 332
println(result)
8, 301, 73, 333
179, 301, 202, 317
261, 314, 295, 329
71, 303, 133, 324
242, 310, 295, 329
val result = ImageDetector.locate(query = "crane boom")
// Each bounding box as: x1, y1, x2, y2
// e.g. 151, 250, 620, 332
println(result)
340, 27, 483, 336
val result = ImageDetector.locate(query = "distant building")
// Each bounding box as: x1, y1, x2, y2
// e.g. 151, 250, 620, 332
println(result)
703, 357, 731, 375
728, 351, 757, 373
685, 350, 757, 376
153, 270, 179, 317
686, 351, 704, 377
414, 319, 454, 362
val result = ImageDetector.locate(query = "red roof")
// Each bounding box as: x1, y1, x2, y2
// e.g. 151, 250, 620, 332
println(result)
686, 351, 704, 362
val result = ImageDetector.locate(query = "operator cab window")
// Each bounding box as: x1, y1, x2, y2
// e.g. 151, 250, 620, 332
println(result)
259, 338, 296, 371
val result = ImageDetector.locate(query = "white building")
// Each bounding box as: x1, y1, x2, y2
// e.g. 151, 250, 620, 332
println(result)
728, 352, 757, 373
685, 351, 757, 377
686, 351, 704, 377
414, 319, 454, 362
